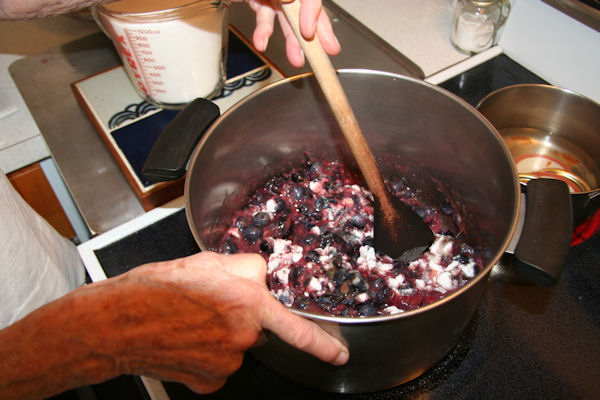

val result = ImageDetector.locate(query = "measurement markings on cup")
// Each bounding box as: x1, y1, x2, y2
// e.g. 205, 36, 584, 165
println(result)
124, 28, 167, 98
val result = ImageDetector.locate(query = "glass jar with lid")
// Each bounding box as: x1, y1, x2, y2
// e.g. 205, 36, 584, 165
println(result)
450, 0, 511, 55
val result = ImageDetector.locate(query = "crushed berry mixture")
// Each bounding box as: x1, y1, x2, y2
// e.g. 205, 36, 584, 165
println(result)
216, 155, 482, 317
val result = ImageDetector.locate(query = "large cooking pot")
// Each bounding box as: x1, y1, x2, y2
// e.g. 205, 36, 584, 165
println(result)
143, 70, 520, 393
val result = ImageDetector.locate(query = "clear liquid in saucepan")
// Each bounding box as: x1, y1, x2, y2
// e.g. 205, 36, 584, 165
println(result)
501, 127, 600, 193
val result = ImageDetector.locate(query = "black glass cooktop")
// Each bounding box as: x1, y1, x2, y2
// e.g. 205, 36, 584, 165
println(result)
438, 53, 548, 106
94, 207, 600, 399
90, 54, 600, 400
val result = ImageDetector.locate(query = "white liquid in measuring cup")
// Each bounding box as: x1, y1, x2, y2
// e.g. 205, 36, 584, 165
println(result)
95, 0, 227, 107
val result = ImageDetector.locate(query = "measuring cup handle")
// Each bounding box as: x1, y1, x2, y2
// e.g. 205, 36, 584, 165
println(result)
513, 178, 573, 286
142, 98, 220, 182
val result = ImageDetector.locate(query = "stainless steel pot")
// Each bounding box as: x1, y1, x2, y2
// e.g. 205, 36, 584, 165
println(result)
478, 84, 600, 286
144, 70, 520, 393
477, 84, 600, 224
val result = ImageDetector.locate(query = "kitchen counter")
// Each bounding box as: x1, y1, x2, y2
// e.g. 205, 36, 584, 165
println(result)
0, 15, 99, 174
331, 0, 468, 77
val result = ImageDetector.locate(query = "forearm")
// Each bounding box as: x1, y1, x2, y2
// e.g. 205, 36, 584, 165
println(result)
0, 282, 122, 400
0, 0, 107, 20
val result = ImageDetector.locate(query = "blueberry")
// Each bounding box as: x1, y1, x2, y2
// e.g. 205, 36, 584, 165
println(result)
461, 245, 475, 256
298, 203, 309, 214
376, 287, 392, 305
455, 253, 470, 264
291, 186, 306, 200
308, 211, 322, 222
441, 201, 454, 216
343, 242, 359, 258
314, 197, 330, 211
363, 236, 375, 247
274, 198, 286, 212
333, 269, 350, 285
341, 308, 353, 317
358, 303, 377, 317
332, 254, 344, 269
275, 217, 293, 239
352, 276, 369, 292
291, 172, 304, 183
317, 294, 338, 309
294, 296, 311, 310
305, 250, 320, 263
265, 175, 286, 194
290, 265, 304, 287
341, 294, 355, 306
389, 179, 407, 194
234, 216, 249, 229
242, 224, 262, 242
252, 211, 270, 226
220, 240, 237, 254
372, 278, 385, 289
308, 161, 322, 174
319, 230, 337, 247
303, 234, 317, 245
350, 214, 366, 229
259, 239, 272, 253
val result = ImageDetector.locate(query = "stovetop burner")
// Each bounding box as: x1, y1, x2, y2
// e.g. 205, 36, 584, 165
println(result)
90, 54, 600, 399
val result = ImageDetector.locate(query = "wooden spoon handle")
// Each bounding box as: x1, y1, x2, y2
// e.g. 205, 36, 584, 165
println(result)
280, 0, 392, 207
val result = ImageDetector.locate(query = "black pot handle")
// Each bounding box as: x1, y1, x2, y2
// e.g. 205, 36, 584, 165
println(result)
142, 98, 220, 183
513, 178, 573, 286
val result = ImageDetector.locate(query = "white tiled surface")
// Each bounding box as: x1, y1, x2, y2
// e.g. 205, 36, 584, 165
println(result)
0, 54, 50, 174
332, 0, 468, 77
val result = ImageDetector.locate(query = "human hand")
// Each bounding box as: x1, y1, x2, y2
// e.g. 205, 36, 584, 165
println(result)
102, 251, 348, 393
238, 0, 341, 67
0, 251, 348, 399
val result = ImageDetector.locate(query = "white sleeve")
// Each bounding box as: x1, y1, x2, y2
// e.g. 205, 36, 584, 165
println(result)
0, 172, 85, 328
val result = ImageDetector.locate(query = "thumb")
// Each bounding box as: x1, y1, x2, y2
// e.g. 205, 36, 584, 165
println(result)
259, 293, 349, 366
218, 252, 268, 283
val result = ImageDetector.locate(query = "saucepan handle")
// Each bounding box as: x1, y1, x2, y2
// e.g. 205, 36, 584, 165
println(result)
142, 98, 220, 183
513, 178, 573, 286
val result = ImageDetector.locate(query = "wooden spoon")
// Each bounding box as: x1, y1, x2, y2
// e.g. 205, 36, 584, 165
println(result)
281, 0, 434, 261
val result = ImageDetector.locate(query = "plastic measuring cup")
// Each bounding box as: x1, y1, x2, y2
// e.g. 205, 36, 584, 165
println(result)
93, 0, 229, 109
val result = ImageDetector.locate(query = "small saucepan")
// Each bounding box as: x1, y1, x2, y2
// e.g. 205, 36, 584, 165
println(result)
477, 84, 600, 286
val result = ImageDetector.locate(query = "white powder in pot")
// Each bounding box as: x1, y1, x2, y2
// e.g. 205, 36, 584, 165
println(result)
95, 1, 227, 106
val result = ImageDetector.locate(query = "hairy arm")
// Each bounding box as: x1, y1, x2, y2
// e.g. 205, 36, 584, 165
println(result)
0, 252, 348, 399
0, 0, 105, 19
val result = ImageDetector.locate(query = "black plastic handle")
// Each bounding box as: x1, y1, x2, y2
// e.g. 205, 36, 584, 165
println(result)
142, 98, 220, 183
513, 178, 573, 286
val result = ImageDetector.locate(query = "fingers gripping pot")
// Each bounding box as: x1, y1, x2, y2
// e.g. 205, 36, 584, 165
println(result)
478, 84, 600, 286
143, 70, 520, 393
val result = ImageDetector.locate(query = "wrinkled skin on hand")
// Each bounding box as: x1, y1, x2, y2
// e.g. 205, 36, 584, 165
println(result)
0, 252, 348, 400
111, 252, 349, 392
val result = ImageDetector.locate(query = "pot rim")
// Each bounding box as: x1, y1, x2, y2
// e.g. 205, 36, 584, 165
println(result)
185, 68, 522, 324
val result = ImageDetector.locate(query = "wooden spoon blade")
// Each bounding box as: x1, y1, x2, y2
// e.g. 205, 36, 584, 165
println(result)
374, 194, 435, 261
